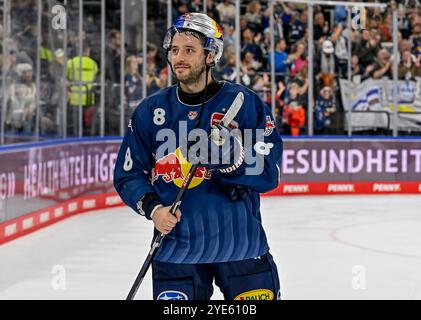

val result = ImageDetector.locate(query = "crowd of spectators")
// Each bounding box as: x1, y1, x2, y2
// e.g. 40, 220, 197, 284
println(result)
2, 0, 421, 140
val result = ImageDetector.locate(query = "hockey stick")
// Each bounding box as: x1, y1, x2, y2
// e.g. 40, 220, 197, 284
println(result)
126, 91, 244, 300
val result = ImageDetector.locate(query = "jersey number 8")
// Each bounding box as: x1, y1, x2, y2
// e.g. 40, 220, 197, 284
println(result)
153, 108, 166, 125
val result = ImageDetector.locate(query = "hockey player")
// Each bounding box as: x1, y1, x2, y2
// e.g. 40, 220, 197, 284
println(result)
114, 13, 283, 300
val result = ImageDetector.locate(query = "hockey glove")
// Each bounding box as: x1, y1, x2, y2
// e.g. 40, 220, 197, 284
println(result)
188, 124, 245, 174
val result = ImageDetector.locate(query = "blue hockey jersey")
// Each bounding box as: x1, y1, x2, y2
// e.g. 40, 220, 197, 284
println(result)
114, 81, 283, 264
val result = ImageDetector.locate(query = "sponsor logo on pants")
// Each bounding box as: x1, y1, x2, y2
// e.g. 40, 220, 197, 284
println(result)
157, 290, 188, 300
234, 289, 274, 300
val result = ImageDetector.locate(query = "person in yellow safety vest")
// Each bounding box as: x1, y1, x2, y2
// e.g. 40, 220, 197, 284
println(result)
41, 46, 53, 64
67, 45, 99, 135
67, 45, 98, 107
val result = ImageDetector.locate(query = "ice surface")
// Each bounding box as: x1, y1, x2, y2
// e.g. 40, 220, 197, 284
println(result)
1, 195, 421, 300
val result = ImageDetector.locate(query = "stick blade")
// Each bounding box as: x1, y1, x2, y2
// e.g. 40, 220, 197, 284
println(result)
221, 92, 244, 127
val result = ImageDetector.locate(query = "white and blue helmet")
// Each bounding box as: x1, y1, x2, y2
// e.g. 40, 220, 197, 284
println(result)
163, 13, 224, 66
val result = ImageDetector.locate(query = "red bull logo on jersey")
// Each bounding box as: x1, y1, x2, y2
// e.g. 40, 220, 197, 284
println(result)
188, 111, 198, 120
234, 289, 274, 300
152, 147, 211, 189
152, 152, 183, 183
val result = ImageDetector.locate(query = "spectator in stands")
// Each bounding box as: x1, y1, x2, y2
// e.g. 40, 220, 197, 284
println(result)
146, 72, 161, 96
351, 54, 363, 83
240, 51, 257, 87
355, 29, 380, 68
40, 38, 53, 77
288, 41, 307, 76
285, 81, 305, 107
241, 26, 264, 69
221, 50, 237, 83
251, 72, 270, 102
49, 49, 65, 83
366, 48, 393, 79
299, 9, 308, 30
314, 86, 336, 135
260, 5, 271, 32
10, 37, 33, 66
105, 30, 122, 84
11, 0, 421, 139
379, 13, 393, 42
67, 44, 99, 136
4, 41, 33, 83
6, 63, 36, 133
287, 10, 305, 47
287, 101, 305, 136
222, 21, 236, 50
15, 26, 37, 65
244, 1, 263, 33
370, 28, 382, 48
254, 31, 269, 69
282, 81, 306, 135
398, 49, 421, 80
331, 23, 351, 79
400, 39, 412, 54
260, 27, 276, 58
314, 12, 330, 43
316, 39, 335, 88
239, 17, 248, 31
267, 38, 288, 81
145, 42, 166, 76
409, 20, 421, 58
368, 14, 382, 31
125, 55, 143, 111
216, 0, 236, 26
5, 49, 19, 82
290, 67, 309, 108
277, 1, 293, 37
397, 5, 412, 39
39, 74, 56, 135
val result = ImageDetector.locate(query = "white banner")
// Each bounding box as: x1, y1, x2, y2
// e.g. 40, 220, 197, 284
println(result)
339, 78, 421, 131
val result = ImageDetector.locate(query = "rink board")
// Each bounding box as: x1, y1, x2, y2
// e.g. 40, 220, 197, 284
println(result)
0, 136, 420, 244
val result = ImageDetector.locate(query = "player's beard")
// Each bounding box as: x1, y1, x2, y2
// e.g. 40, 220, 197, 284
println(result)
174, 63, 206, 85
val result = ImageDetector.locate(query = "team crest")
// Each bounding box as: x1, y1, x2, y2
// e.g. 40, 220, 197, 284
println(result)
188, 111, 198, 120
264, 116, 275, 136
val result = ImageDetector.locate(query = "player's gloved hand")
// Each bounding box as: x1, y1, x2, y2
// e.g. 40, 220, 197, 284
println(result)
188, 124, 245, 174
152, 206, 182, 235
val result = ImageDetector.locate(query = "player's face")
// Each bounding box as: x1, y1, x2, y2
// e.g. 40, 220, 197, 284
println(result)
170, 33, 206, 85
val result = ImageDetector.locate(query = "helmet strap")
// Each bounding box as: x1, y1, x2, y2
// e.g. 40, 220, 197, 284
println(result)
165, 51, 175, 76
194, 59, 211, 130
